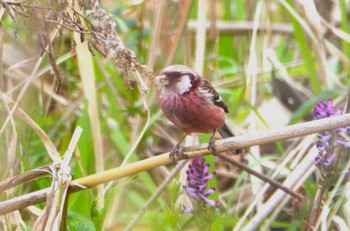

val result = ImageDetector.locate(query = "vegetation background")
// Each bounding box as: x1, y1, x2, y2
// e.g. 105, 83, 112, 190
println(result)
0, 0, 350, 230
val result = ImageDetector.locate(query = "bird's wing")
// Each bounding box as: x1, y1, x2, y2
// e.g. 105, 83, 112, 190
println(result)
218, 122, 242, 154
199, 80, 229, 113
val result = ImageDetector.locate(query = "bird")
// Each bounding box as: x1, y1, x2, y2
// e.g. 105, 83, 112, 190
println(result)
156, 65, 241, 161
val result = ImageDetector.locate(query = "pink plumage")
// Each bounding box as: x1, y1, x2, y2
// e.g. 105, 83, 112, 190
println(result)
156, 65, 239, 160
159, 87, 226, 134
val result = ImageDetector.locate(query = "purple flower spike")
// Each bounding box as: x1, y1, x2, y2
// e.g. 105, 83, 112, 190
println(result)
313, 98, 342, 119
183, 157, 218, 209
313, 99, 350, 175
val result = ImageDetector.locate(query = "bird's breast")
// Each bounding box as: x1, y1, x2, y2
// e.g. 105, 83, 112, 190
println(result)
159, 92, 226, 134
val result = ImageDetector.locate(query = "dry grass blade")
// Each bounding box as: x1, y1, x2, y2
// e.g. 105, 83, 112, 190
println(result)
296, 0, 335, 86
245, 0, 263, 217
0, 92, 60, 162
266, 49, 313, 99
0, 28, 59, 137
15, 106, 61, 163
147, 0, 165, 69
235, 136, 311, 229
0, 165, 58, 193
194, 0, 207, 75
0, 92, 17, 180
33, 127, 82, 230
5, 52, 71, 106
47, 51, 62, 93
278, 0, 335, 86
0, 21, 3, 89
239, 145, 317, 231
246, 0, 262, 107
72, 3, 105, 207
165, 0, 193, 66
187, 21, 294, 35
218, 154, 303, 201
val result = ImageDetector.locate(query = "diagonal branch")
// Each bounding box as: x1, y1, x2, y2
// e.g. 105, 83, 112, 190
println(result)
1, 113, 350, 215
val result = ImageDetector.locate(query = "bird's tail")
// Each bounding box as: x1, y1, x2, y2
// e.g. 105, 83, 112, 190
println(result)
218, 122, 242, 154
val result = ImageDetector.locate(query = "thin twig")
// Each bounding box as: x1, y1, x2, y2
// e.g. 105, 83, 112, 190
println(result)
217, 154, 303, 201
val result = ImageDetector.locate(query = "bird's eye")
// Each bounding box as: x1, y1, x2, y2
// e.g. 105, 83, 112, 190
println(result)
174, 72, 182, 77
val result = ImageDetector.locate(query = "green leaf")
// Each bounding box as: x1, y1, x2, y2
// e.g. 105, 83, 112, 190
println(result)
67, 212, 96, 231
76, 100, 95, 175
286, 0, 320, 94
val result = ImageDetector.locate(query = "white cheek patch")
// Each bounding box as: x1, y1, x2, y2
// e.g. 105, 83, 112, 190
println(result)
177, 75, 192, 94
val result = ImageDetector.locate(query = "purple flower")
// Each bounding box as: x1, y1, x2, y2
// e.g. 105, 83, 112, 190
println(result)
334, 140, 350, 148
338, 127, 350, 136
316, 133, 332, 153
315, 152, 336, 172
313, 99, 349, 175
313, 99, 342, 119
183, 157, 219, 211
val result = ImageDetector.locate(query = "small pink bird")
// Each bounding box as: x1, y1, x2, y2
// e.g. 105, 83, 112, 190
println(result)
156, 65, 240, 160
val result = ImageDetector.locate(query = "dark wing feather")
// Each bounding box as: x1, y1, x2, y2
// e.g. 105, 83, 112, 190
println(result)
218, 124, 242, 154
196, 75, 241, 154
199, 80, 229, 113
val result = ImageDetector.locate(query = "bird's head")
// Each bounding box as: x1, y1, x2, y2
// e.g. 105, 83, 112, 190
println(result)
156, 65, 199, 95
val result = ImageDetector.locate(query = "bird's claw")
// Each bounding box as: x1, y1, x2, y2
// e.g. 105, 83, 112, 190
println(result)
169, 145, 187, 163
208, 136, 217, 155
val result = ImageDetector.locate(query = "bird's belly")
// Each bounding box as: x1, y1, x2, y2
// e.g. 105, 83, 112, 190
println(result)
160, 94, 226, 134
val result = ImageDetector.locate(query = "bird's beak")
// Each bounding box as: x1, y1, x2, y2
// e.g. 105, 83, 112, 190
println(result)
155, 75, 169, 87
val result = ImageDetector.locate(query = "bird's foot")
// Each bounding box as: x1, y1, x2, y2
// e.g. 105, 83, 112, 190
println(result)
169, 145, 187, 163
208, 136, 217, 155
